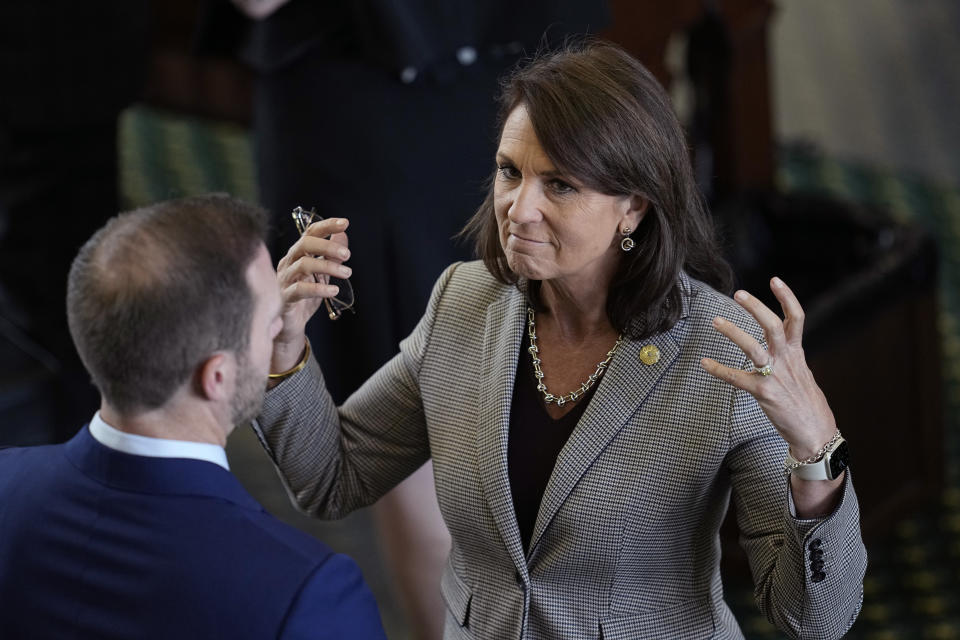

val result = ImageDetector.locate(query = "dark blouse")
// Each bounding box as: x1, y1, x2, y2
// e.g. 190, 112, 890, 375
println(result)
508, 331, 599, 553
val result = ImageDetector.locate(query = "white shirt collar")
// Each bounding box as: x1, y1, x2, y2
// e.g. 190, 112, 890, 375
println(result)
88, 412, 230, 471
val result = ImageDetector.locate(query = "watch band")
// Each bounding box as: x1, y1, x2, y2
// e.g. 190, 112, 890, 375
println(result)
785, 436, 848, 481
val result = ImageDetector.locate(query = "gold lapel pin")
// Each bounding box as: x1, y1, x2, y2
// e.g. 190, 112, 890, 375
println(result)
638, 344, 660, 366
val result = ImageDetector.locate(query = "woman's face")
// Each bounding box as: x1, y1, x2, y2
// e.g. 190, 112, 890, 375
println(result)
493, 105, 645, 288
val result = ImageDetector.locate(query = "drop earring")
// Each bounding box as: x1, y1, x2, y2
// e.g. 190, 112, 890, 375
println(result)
620, 227, 635, 252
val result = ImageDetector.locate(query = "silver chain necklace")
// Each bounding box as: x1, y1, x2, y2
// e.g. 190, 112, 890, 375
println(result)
526, 307, 623, 407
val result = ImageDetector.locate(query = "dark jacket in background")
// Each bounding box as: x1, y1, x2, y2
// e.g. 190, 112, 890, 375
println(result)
200, 0, 610, 77
199, 0, 610, 402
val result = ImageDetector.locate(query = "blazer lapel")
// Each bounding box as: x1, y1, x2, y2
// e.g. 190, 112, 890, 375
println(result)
528, 275, 694, 557
475, 285, 529, 576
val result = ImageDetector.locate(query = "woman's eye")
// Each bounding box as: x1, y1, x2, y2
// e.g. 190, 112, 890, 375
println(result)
548, 179, 576, 195
497, 165, 520, 180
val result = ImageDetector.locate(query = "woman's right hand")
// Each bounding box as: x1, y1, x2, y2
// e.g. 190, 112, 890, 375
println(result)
271, 217, 352, 373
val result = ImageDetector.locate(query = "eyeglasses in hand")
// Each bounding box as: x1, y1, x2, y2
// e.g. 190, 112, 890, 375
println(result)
291, 206, 356, 320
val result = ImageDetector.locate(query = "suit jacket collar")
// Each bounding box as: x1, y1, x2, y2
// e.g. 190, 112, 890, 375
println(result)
475, 272, 694, 573
64, 426, 262, 511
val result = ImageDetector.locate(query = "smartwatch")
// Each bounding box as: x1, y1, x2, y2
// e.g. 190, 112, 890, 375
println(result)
785, 436, 850, 481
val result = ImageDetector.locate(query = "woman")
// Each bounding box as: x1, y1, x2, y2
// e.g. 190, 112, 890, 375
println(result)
260, 41, 866, 639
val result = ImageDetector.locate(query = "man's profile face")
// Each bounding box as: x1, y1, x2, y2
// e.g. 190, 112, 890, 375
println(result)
231, 244, 283, 425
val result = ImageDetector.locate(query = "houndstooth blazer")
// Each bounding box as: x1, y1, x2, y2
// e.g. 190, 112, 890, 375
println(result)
255, 260, 867, 640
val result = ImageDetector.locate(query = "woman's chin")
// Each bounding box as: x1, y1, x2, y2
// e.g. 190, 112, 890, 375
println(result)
506, 254, 549, 282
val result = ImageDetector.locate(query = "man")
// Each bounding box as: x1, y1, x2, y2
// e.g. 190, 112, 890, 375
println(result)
0, 194, 386, 639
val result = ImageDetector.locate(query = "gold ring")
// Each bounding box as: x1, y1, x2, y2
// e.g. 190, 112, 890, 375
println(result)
755, 363, 773, 377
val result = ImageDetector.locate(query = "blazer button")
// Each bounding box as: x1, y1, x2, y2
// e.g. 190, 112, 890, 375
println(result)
811, 570, 826, 583
810, 549, 824, 561
515, 570, 523, 586
808, 538, 822, 551
811, 560, 825, 572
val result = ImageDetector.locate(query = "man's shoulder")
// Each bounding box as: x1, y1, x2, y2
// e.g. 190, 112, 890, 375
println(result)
0, 441, 60, 458
0, 443, 376, 635
200, 503, 378, 629
0, 442, 63, 483
232, 505, 337, 564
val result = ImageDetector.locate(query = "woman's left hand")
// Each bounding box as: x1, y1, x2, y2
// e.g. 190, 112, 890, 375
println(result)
700, 277, 837, 461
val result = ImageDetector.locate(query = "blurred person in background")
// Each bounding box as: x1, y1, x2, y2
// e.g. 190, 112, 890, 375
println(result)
203, 1, 610, 636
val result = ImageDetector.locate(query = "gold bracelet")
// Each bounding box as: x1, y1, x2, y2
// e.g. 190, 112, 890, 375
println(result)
268, 340, 311, 380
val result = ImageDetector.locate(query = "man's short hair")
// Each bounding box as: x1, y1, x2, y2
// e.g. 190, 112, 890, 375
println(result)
67, 194, 269, 414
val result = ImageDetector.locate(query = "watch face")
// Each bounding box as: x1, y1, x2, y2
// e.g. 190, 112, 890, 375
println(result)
829, 441, 850, 479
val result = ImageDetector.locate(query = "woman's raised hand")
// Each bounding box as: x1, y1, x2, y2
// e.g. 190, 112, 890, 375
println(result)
272, 217, 352, 371
700, 277, 837, 462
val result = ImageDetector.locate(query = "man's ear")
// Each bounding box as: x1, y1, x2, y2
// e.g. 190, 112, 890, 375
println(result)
196, 353, 233, 402
622, 195, 649, 232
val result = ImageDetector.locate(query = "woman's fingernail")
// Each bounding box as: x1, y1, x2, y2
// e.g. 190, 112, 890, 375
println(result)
336, 218, 347, 226
772, 276, 784, 288
734, 290, 747, 302
338, 248, 349, 259
341, 266, 352, 277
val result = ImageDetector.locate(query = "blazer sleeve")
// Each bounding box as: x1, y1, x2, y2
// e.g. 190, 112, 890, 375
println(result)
278, 553, 387, 640
253, 262, 459, 518
726, 384, 867, 640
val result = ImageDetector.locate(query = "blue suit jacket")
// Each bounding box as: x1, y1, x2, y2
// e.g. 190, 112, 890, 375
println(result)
0, 426, 387, 639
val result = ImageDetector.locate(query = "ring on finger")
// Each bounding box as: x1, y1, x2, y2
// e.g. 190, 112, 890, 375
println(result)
754, 363, 773, 377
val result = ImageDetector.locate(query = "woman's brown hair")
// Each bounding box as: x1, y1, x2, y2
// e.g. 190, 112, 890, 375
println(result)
462, 40, 733, 339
